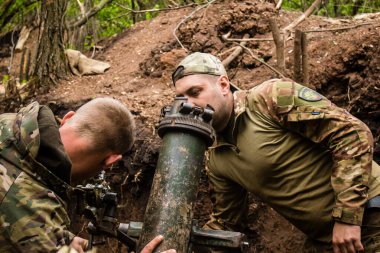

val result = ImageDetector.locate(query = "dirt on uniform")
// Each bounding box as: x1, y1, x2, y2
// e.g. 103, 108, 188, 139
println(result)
1, 0, 379, 252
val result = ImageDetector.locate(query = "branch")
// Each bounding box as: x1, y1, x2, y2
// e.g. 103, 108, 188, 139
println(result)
276, 0, 283, 10
69, 0, 114, 29
218, 46, 239, 57
222, 37, 274, 42
221, 30, 273, 42
283, 0, 322, 35
222, 34, 249, 68
304, 21, 379, 33
301, 32, 309, 85
236, 43, 286, 79
15, 26, 33, 51
173, 0, 219, 51
293, 30, 302, 83
76, 0, 86, 16
168, 0, 179, 7
269, 18, 285, 72
116, 2, 196, 14
8, 28, 16, 74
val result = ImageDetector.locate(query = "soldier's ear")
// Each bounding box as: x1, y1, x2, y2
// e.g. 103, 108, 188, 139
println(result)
61, 111, 75, 126
219, 75, 230, 95
103, 154, 122, 168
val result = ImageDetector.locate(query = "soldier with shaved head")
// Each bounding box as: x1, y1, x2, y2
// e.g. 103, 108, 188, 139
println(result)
0, 98, 175, 253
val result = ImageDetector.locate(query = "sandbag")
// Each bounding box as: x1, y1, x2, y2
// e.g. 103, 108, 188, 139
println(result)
65, 49, 110, 76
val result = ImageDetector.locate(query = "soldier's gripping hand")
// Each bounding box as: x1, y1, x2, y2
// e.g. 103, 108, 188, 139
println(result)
69, 236, 89, 253
141, 235, 176, 253
333, 222, 364, 253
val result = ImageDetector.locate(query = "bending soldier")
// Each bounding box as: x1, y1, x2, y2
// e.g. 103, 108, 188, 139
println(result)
172, 52, 380, 253
0, 98, 175, 253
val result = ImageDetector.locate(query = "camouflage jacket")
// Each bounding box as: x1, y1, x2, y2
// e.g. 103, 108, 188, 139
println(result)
205, 79, 380, 242
0, 102, 75, 252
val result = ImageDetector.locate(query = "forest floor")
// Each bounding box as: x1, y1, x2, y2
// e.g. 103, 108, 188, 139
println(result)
1, 0, 380, 252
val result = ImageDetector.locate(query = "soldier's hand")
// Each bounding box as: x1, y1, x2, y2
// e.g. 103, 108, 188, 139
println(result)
141, 235, 176, 253
69, 236, 88, 253
332, 222, 364, 253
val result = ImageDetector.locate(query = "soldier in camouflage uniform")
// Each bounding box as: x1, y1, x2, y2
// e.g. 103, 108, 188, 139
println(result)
172, 52, 380, 253
0, 98, 176, 253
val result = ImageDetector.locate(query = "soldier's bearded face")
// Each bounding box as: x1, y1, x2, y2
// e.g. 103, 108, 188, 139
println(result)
174, 74, 233, 132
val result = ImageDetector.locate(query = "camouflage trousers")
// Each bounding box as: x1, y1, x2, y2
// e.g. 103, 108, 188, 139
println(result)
303, 208, 380, 253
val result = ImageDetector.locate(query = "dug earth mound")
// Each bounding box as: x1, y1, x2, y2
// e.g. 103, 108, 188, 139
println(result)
1, 0, 379, 252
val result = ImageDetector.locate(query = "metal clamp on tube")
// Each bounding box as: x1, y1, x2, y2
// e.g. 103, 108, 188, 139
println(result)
157, 96, 216, 146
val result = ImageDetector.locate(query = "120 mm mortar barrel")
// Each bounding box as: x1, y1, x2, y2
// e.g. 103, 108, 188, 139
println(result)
137, 97, 215, 253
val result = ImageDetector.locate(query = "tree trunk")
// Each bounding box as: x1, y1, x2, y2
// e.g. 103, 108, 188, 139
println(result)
86, 0, 98, 47
33, 0, 68, 90
352, 0, 364, 16
333, 0, 340, 17
269, 18, 285, 73
131, 0, 136, 24
293, 29, 302, 83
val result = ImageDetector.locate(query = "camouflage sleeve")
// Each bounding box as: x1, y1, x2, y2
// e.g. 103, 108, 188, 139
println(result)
251, 79, 373, 226
0, 171, 75, 252
203, 165, 249, 231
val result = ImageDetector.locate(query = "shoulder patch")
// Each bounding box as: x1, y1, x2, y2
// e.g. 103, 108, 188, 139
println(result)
298, 87, 322, 102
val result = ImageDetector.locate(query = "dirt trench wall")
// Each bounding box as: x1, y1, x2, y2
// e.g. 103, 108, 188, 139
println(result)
308, 25, 380, 160
177, 0, 277, 53
141, 1, 380, 162
1, 1, 379, 252
136, 5, 380, 252
140, 0, 278, 79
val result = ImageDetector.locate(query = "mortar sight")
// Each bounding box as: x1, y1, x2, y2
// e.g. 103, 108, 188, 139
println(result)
157, 96, 216, 146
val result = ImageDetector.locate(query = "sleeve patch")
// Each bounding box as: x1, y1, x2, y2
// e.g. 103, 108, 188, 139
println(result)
298, 87, 323, 102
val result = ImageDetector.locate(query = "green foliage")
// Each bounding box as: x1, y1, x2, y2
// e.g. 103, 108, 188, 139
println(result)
84, 35, 95, 50
97, 2, 134, 37
0, 0, 40, 34
282, 0, 380, 17
2, 0, 380, 41
2, 75, 9, 85
92, 0, 380, 40
0, 0, 198, 41
80, 1, 166, 38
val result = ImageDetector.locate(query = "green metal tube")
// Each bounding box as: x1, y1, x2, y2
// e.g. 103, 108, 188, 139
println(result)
138, 131, 206, 252
137, 97, 215, 253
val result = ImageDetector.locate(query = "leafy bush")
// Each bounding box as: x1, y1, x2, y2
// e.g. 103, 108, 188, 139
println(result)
282, 0, 380, 17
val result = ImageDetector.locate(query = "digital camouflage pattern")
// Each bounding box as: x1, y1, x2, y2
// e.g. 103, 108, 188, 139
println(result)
249, 79, 377, 224
205, 79, 380, 242
172, 52, 227, 82
0, 102, 75, 252
172, 52, 239, 91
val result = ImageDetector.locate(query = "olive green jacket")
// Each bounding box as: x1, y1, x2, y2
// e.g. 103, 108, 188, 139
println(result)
0, 102, 74, 252
206, 79, 380, 243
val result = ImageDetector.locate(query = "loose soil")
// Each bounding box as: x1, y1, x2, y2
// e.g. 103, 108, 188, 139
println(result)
1, 0, 379, 252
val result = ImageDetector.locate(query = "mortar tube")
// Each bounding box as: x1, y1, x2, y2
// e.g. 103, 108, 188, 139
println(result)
137, 99, 214, 253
